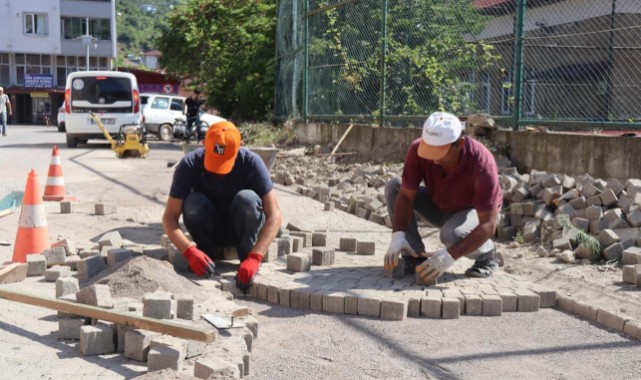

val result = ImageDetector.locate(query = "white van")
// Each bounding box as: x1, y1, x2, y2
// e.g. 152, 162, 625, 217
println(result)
64, 71, 142, 148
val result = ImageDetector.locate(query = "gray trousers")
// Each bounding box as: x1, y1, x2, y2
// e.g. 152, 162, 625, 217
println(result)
384, 176, 496, 263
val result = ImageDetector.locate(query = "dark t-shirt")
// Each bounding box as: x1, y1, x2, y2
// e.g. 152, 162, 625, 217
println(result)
170, 147, 273, 214
402, 137, 502, 215
184, 97, 203, 117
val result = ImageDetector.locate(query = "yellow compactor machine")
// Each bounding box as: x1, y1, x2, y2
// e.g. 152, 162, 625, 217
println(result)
90, 112, 149, 158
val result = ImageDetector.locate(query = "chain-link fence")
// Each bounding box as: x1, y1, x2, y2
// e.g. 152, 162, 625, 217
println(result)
274, 0, 641, 129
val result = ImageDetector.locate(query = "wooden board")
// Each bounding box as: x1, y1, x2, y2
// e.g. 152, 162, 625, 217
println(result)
0, 288, 216, 342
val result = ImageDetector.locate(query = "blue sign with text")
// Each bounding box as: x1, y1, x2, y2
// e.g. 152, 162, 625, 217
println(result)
24, 74, 53, 89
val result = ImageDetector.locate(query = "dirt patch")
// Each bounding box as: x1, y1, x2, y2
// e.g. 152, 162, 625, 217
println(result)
83, 256, 203, 301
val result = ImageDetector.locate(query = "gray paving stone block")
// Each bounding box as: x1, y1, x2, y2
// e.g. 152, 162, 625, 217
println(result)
76, 284, 114, 308
322, 292, 345, 314
441, 297, 461, 319
597, 229, 620, 247
312, 247, 335, 266
597, 308, 627, 332
44, 247, 66, 267
385, 257, 405, 279
515, 290, 540, 312
148, 346, 184, 372
290, 231, 312, 247
107, 248, 134, 266
310, 292, 324, 312
26, 254, 46, 276
624, 320, 641, 340
481, 295, 503, 316
420, 296, 441, 318
174, 294, 194, 320
356, 241, 375, 255
603, 242, 624, 261
291, 236, 304, 252
556, 295, 575, 313
56, 277, 79, 298
381, 299, 408, 321
357, 297, 381, 317
125, 328, 161, 361
255, 283, 268, 301
267, 285, 280, 304
574, 300, 598, 321
464, 294, 483, 315
77, 255, 108, 281
143, 292, 172, 319
194, 357, 240, 379
498, 291, 518, 312
116, 325, 133, 353
599, 188, 618, 207
94, 202, 117, 215
167, 246, 190, 272
339, 237, 358, 252
312, 232, 327, 246
622, 247, 641, 265
59, 317, 87, 340
80, 324, 115, 356
277, 237, 292, 256
44, 265, 71, 282
52, 239, 77, 256
98, 231, 123, 249
287, 253, 311, 272
344, 295, 358, 315
279, 288, 292, 306
324, 201, 334, 211
60, 201, 72, 214
531, 287, 557, 308
290, 288, 310, 310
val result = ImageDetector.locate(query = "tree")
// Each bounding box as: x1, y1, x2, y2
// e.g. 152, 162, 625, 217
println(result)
157, 0, 277, 121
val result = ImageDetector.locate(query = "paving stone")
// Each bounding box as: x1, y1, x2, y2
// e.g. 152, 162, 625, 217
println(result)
597, 229, 620, 247
291, 236, 304, 252
339, 237, 358, 252
623, 320, 641, 340
356, 241, 375, 255
143, 292, 172, 319
59, 317, 88, 340
76, 284, 114, 308
290, 288, 310, 310
56, 277, 79, 298
107, 248, 134, 266
310, 291, 324, 312
415, 271, 438, 286
267, 285, 280, 304
596, 308, 627, 332
98, 231, 123, 249
255, 283, 268, 301
464, 294, 483, 315
421, 296, 442, 318
44, 265, 71, 282
95, 202, 117, 215
125, 328, 162, 361
277, 237, 293, 256
344, 295, 359, 315
323, 292, 345, 314
530, 287, 557, 308
599, 188, 618, 207
556, 295, 575, 313
289, 231, 312, 247
481, 295, 502, 316
498, 291, 518, 312
194, 357, 241, 379
287, 253, 311, 272
622, 247, 641, 265
311, 232, 327, 247
43, 247, 66, 267
384, 257, 405, 279
60, 201, 72, 214
406, 297, 421, 317
148, 346, 184, 372
603, 242, 624, 261
26, 254, 46, 276
80, 323, 115, 356
324, 201, 335, 211
278, 288, 292, 306
312, 247, 335, 266
441, 297, 461, 319
174, 294, 194, 320
357, 297, 382, 317
515, 290, 540, 312
381, 299, 408, 321
77, 255, 108, 281
261, 242, 279, 263
573, 300, 598, 321
52, 239, 77, 256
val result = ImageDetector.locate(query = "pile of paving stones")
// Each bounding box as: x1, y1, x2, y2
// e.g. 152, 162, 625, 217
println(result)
271, 152, 641, 288
25, 227, 256, 379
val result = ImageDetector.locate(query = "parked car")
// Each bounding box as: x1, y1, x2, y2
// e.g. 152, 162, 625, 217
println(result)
140, 93, 186, 141
57, 103, 65, 132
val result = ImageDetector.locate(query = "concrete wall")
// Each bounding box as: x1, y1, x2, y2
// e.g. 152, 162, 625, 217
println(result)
296, 122, 641, 181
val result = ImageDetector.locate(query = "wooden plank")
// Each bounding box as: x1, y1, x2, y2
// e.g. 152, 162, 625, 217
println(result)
0, 288, 216, 343
330, 124, 355, 156
0, 264, 27, 284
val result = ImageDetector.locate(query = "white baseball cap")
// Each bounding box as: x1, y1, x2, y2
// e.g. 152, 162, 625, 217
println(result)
418, 112, 462, 160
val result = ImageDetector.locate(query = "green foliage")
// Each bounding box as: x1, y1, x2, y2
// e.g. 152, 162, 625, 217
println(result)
239, 122, 297, 147
557, 215, 602, 260
157, 0, 277, 121
116, 0, 178, 57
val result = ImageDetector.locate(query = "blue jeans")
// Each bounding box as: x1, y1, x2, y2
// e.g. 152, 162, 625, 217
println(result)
384, 176, 496, 263
0, 112, 6, 135
182, 190, 265, 261
185, 115, 201, 141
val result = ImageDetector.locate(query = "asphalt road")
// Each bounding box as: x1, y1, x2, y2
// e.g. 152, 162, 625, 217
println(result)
0, 125, 640, 380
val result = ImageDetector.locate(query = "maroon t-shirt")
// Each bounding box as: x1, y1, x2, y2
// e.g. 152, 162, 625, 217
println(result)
402, 137, 502, 215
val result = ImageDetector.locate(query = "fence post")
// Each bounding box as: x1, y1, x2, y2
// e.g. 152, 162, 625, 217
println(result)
605, 0, 617, 120
379, 0, 388, 128
303, 0, 309, 120
511, 0, 526, 130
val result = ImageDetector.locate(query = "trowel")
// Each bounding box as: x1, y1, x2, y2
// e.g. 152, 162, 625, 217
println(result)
202, 308, 250, 329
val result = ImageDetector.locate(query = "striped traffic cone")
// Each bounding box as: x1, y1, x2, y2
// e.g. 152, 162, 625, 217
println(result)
12, 169, 50, 263
43, 145, 76, 201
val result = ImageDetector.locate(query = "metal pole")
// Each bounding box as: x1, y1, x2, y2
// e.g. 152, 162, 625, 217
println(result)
605, 0, 617, 120
86, 43, 90, 71
379, 0, 388, 128
303, 0, 309, 120
511, 0, 526, 130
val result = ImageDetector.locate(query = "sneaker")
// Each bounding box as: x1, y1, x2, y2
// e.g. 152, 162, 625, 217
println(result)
465, 258, 499, 278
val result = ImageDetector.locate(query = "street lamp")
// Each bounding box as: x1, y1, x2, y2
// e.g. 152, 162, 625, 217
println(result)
77, 35, 98, 71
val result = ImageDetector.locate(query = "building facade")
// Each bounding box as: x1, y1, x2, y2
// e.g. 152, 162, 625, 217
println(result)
0, 0, 116, 124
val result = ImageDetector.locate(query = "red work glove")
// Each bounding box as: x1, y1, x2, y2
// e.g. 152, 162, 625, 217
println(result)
183, 245, 216, 277
236, 252, 262, 290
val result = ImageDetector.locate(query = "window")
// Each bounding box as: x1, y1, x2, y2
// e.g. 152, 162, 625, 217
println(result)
25, 13, 48, 36
170, 99, 184, 111
151, 97, 170, 110
15, 54, 51, 85
0, 54, 9, 85
61, 17, 111, 41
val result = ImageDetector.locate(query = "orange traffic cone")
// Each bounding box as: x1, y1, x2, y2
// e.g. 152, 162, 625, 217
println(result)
12, 169, 50, 263
43, 145, 76, 201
